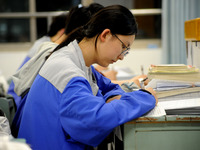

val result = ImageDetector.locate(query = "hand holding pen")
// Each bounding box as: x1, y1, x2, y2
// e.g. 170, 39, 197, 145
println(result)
139, 76, 158, 105
139, 77, 148, 89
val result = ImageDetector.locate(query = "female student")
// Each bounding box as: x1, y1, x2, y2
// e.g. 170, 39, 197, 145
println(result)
17, 5, 157, 150
7, 13, 68, 108
11, 3, 104, 138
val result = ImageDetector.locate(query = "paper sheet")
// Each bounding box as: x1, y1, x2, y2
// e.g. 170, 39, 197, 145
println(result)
159, 98, 200, 110
146, 79, 197, 91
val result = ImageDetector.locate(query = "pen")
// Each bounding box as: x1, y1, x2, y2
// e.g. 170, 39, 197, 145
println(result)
141, 65, 144, 75
139, 77, 148, 89
141, 77, 148, 82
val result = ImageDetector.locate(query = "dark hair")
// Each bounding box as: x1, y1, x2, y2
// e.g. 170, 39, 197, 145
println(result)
47, 13, 68, 37
65, 3, 104, 35
55, 5, 137, 51
46, 3, 104, 59
51, 3, 104, 52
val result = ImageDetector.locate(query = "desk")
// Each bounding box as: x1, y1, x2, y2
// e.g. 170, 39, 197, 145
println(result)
124, 115, 200, 150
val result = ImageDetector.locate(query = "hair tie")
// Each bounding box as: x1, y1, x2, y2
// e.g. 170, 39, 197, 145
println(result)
78, 4, 83, 8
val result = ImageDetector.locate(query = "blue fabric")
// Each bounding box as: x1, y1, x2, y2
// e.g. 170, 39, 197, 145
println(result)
7, 56, 30, 108
17, 68, 155, 150
91, 66, 125, 100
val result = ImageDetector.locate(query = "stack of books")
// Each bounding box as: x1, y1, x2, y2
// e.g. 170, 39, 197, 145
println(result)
148, 64, 200, 82
145, 64, 200, 116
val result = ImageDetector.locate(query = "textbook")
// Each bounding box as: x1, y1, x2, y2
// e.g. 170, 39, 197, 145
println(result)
149, 64, 199, 74
148, 64, 200, 82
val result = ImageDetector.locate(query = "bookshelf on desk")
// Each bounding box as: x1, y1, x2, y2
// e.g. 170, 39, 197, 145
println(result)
124, 115, 200, 150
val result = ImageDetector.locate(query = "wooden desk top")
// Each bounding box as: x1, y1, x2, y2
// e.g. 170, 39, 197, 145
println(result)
127, 115, 200, 124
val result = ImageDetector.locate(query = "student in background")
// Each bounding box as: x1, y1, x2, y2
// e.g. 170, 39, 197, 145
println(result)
17, 5, 157, 150
7, 13, 68, 109
95, 64, 149, 87
27, 13, 67, 61
11, 3, 104, 138
0, 71, 8, 97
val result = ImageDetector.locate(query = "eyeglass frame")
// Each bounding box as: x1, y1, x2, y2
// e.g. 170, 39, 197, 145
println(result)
113, 34, 130, 57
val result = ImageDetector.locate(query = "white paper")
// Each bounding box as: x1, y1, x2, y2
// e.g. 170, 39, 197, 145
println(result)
187, 41, 193, 66
159, 98, 200, 110
192, 42, 200, 69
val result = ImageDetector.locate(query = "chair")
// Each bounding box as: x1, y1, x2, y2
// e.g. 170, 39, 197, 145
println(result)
0, 95, 16, 126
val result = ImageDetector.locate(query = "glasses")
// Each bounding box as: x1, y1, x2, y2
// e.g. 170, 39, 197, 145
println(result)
114, 34, 130, 57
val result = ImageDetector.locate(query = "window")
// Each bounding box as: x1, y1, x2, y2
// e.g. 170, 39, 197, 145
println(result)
132, 0, 162, 49
0, 0, 29, 42
0, 0, 161, 49
0, 18, 30, 42
93, 0, 162, 48
133, 0, 162, 39
0, 0, 80, 43
0, 0, 28, 12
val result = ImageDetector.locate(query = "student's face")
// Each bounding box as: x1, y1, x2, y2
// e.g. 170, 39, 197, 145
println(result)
97, 29, 135, 67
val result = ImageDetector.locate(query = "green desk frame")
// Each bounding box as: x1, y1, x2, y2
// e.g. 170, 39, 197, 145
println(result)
124, 116, 200, 150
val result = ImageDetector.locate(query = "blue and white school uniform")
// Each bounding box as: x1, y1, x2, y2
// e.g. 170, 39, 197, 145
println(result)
18, 40, 156, 150
7, 36, 51, 108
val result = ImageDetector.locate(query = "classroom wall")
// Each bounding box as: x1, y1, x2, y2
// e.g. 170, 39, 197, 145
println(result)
112, 48, 162, 75
0, 44, 162, 80
0, 44, 31, 80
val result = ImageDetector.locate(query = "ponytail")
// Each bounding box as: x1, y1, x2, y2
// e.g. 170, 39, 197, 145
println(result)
45, 26, 85, 60
55, 26, 85, 51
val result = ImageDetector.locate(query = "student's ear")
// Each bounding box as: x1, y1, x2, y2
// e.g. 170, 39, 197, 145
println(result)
99, 29, 111, 42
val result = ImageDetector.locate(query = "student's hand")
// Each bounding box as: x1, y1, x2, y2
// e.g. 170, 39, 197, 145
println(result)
129, 74, 149, 88
145, 87, 158, 105
94, 64, 118, 80
106, 95, 121, 103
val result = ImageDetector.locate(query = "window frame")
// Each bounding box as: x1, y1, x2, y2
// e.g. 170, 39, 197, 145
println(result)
0, 0, 162, 49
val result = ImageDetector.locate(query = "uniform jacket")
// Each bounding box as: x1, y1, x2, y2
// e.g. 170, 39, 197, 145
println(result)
11, 42, 58, 137
18, 40, 156, 150
7, 36, 51, 108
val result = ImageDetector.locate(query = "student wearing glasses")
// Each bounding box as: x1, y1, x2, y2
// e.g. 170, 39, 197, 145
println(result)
94, 34, 149, 87
94, 28, 149, 88
17, 5, 157, 150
